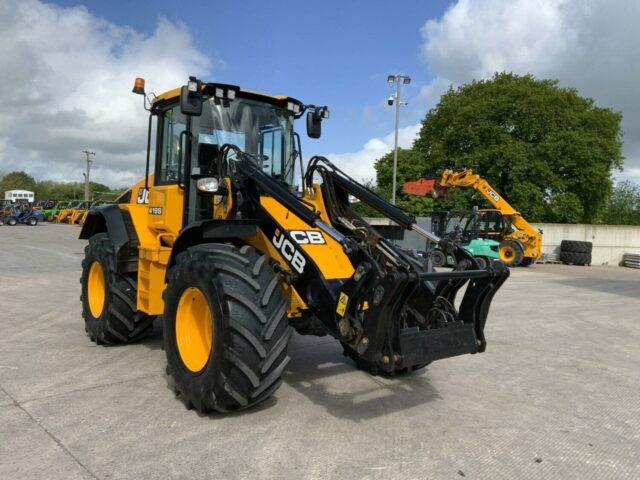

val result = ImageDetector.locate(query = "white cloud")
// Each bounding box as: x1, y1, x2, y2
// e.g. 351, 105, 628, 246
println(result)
420, 0, 640, 182
0, 0, 211, 187
327, 124, 421, 182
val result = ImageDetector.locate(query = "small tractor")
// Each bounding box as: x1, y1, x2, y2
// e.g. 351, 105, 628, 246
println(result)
79, 77, 509, 413
429, 209, 501, 269
404, 169, 543, 266
2, 203, 41, 226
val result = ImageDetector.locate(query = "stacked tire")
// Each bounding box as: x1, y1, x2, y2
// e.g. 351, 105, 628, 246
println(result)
559, 240, 592, 266
623, 253, 640, 269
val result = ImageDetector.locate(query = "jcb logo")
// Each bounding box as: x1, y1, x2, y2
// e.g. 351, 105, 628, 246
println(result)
289, 230, 326, 245
136, 188, 149, 204
272, 230, 306, 274
486, 189, 500, 202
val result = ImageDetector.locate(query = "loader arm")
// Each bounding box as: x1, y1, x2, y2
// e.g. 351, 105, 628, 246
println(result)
214, 150, 510, 372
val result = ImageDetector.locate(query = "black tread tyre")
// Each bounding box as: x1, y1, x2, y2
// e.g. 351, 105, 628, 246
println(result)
164, 243, 292, 413
499, 240, 524, 267
81, 233, 154, 344
474, 256, 488, 270
560, 251, 591, 266
520, 257, 535, 267
27, 217, 37, 226
7, 217, 17, 226
430, 249, 447, 267
560, 240, 592, 254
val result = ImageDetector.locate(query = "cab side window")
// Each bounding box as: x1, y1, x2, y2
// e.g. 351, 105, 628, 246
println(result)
157, 107, 187, 184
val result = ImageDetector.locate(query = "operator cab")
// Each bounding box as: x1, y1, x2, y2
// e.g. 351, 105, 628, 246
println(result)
431, 208, 510, 243
135, 77, 328, 226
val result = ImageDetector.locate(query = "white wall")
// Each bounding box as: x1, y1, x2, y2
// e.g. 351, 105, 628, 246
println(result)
532, 223, 640, 266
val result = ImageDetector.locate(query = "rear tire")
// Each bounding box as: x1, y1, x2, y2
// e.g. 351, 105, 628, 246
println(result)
474, 256, 488, 269
499, 240, 524, 267
164, 243, 292, 413
430, 249, 447, 267
7, 217, 17, 226
520, 257, 535, 267
81, 233, 154, 344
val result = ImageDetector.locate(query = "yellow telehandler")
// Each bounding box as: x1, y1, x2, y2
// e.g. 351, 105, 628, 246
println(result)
79, 77, 509, 413
404, 169, 543, 266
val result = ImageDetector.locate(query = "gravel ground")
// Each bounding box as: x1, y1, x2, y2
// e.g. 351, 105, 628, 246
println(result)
1, 223, 639, 480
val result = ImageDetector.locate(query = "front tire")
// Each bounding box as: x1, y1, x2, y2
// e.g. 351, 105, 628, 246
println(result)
499, 240, 524, 267
164, 243, 292, 413
474, 256, 488, 269
430, 249, 447, 267
81, 233, 153, 344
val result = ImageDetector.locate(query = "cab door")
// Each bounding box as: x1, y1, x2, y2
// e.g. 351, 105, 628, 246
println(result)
148, 104, 186, 239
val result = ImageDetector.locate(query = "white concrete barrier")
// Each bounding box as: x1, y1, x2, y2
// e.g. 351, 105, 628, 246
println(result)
532, 223, 640, 266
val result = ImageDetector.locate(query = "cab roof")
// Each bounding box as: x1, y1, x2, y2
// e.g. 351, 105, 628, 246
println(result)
152, 86, 292, 105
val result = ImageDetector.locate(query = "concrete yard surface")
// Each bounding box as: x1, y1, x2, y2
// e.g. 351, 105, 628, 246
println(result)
1, 224, 639, 480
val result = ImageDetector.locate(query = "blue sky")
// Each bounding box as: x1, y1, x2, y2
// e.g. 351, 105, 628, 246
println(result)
50, 0, 450, 156
2, 0, 639, 186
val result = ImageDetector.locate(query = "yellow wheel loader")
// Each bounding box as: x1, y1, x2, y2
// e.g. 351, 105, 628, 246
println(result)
56, 201, 91, 224
79, 77, 509, 413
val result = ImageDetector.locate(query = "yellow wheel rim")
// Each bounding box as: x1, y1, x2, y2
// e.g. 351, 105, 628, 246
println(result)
175, 287, 214, 373
499, 245, 515, 263
87, 261, 106, 318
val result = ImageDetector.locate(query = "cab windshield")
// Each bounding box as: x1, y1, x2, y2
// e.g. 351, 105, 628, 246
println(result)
194, 97, 295, 185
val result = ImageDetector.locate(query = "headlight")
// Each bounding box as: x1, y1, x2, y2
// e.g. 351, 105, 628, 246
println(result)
196, 177, 220, 193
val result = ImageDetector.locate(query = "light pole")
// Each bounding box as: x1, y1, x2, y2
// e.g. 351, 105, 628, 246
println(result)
82, 150, 95, 201
387, 74, 411, 204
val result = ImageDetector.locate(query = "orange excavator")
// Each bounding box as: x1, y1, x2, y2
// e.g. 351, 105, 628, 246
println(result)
404, 169, 542, 266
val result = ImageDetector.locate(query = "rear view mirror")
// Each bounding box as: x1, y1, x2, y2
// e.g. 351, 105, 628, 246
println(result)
180, 77, 203, 116
307, 111, 322, 138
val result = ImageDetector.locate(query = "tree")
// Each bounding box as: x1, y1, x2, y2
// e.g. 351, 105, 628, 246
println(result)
378, 73, 623, 223
600, 181, 640, 225
0, 171, 37, 194
1, 171, 122, 201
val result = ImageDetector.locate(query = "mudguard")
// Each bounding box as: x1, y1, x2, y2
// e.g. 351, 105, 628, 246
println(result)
79, 205, 130, 249
165, 219, 257, 274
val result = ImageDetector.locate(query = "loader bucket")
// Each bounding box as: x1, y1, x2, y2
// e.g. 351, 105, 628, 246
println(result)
356, 245, 510, 373
403, 178, 447, 198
